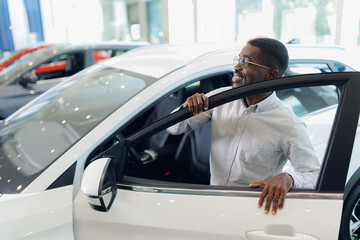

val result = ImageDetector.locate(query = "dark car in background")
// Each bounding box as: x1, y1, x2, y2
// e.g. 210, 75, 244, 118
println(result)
0, 41, 149, 119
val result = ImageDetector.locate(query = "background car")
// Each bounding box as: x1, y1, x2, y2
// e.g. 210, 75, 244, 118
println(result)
0, 44, 359, 240
0, 41, 149, 119
0, 44, 51, 72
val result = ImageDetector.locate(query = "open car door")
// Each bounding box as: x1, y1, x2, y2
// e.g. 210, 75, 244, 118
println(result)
73, 73, 360, 240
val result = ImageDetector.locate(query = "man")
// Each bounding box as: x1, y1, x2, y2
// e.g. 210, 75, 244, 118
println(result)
167, 38, 320, 215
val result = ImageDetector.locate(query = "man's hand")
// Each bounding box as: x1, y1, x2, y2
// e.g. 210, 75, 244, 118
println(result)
249, 173, 294, 215
183, 93, 209, 115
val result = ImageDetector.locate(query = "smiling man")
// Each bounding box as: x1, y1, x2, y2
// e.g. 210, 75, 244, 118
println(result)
167, 38, 320, 215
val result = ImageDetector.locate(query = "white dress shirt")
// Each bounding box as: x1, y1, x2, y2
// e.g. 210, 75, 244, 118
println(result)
167, 87, 320, 188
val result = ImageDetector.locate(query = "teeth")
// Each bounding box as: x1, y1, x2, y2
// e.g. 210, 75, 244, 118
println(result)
232, 76, 243, 81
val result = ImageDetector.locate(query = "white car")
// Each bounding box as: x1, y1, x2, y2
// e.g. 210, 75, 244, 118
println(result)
0, 43, 359, 240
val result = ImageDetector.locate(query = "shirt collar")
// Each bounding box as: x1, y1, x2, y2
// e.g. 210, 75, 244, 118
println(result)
242, 92, 278, 113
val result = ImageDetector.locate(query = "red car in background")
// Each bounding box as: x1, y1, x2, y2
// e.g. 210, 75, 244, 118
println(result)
0, 45, 51, 72
0, 41, 149, 119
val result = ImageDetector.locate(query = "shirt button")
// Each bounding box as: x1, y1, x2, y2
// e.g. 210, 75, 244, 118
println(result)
227, 162, 231, 166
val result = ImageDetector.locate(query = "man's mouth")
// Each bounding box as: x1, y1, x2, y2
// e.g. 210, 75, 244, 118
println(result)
232, 70, 244, 82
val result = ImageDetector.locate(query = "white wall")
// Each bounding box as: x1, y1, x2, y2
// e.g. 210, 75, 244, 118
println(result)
41, 0, 104, 44
336, 0, 360, 49
167, 0, 195, 44
196, 0, 236, 44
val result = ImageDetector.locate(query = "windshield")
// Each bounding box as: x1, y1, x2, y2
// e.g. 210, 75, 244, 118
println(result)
0, 44, 68, 84
0, 65, 152, 193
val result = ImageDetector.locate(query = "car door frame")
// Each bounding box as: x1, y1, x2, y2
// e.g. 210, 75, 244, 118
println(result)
124, 72, 359, 191
74, 72, 360, 240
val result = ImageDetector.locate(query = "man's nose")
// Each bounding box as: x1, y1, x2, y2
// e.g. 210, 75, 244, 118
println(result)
234, 62, 243, 71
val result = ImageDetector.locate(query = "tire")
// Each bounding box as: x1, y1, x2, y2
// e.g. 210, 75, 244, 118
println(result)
340, 182, 360, 240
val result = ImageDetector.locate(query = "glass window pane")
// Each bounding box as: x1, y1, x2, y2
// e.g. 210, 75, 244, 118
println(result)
235, 0, 338, 45
0, 66, 149, 194
277, 85, 338, 117
347, 114, 360, 183
285, 63, 331, 76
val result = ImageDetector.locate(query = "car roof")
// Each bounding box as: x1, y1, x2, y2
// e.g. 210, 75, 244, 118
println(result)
56, 41, 149, 50
104, 43, 360, 79
104, 43, 241, 78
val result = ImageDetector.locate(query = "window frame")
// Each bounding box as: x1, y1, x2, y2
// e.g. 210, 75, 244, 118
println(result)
95, 72, 360, 193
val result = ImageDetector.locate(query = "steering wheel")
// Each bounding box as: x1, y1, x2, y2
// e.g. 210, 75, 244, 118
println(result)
114, 133, 144, 169
128, 146, 144, 169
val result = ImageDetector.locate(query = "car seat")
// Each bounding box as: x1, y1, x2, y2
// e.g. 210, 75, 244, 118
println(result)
136, 88, 187, 167
144, 88, 187, 150
174, 121, 211, 184
172, 74, 232, 184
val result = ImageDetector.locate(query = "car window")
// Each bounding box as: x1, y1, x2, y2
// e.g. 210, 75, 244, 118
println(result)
279, 63, 339, 117
0, 65, 153, 194
97, 81, 339, 190
94, 50, 111, 63
277, 85, 338, 117
93, 49, 128, 64
333, 61, 354, 72
346, 113, 360, 183
284, 62, 332, 76
33, 52, 85, 80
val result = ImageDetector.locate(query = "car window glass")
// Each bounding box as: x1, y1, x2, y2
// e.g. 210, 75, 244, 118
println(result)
277, 85, 338, 117
33, 52, 85, 80
94, 50, 111, 63
132, 73, 232, 133
284, 63, 331, 76
346, 114, 360, 183
109, 49, 126, 57
93, 49, 128, 64
0, 66, 151, 194
277, 63, 339, 117
333, 62, 354, 72
113, 83, 339, 190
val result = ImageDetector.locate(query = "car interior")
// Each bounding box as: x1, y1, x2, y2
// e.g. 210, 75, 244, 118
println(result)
34, 52, 85, 80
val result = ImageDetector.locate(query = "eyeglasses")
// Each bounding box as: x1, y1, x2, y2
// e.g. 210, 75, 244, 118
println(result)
233, 56, 272, 70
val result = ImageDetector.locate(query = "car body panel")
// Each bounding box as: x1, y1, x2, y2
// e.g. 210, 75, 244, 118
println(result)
0, 186, 73, 240
74, 187, 342, 240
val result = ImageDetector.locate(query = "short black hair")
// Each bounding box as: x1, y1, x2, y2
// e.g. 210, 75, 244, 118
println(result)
247, 38, 289, 76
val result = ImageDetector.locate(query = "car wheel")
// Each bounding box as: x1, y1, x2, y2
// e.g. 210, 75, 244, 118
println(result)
340, 182, 360, 240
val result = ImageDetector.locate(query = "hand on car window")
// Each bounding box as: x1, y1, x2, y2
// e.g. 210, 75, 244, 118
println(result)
183, 93, 209, 115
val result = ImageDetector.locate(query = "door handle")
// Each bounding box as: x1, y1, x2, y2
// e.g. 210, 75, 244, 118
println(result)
246, 224, 319, 240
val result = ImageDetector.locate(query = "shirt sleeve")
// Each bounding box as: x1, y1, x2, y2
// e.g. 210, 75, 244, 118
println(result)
281, 121, 321, 189
166, 87, 229, 135
167, 107, 212, 135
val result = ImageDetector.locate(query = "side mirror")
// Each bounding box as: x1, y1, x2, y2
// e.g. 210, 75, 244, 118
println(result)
81, 157, 117, 212
19, 72, 39, 87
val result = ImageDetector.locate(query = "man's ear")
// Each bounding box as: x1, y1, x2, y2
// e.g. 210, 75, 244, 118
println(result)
266, 69, 279, 79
